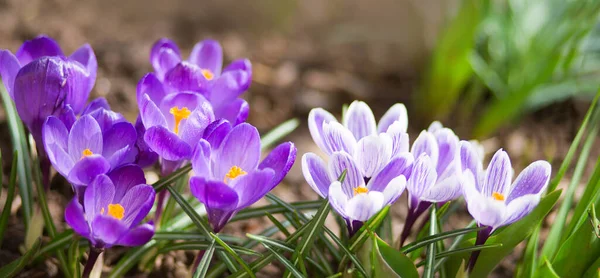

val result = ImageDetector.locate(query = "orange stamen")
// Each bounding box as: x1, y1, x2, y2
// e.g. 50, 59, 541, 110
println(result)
201, 69, 214, 80
224, 166, 247, 183
353, 186, 369, 196
169, 106, 192, 135
492, 192, 505, 201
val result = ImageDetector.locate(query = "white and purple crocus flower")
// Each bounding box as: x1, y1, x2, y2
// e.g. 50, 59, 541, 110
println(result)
149, 38, 251, 126
64, 165, 155, 249
189, 122, 296, 232
460, 141, 551, 270
302, 101, 413, 235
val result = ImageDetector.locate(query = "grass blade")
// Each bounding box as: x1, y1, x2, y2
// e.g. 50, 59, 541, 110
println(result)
424, 205, 437, 278
401, 227, 483, 254
261, 243, 305, 278
153, 232, 243, 244
165, 183, 211, 236
153, 164, 192, 192
0, 238, 41, 278
194, 240, 216, 278
260, 118, 299, 149
0, 152, 17, 247
211, 233, 256, 278
159, 242, 261, 257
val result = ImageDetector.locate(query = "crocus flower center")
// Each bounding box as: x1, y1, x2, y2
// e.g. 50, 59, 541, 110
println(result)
353, 186, 369, 196
81, 148, 93, 159
100, 203, 125, 220
224, 166, 247, 183
169, 106, 192, 135
201, 69, 214, 80
492, 192, 505, 201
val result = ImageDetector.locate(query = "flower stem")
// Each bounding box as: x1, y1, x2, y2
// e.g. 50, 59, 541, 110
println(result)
82, 247, 103, 278
467, 226, 492, 273
398, 201, 431, 248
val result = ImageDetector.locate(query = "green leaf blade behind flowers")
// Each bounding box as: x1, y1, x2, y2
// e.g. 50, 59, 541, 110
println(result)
372, 234, 419, 278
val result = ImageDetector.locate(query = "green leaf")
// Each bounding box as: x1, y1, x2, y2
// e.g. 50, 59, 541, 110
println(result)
467, 190, 562, 277
550, 217, 600, 277
108, 241, 156, 278
564, 155, 600, 241
518, 226, 540, 278
165, 184, 212, 236
232, 201, 322, 221
0, 152, 18, 247
424, 205, 437, 278
35, 229, 75, 259
0, 81, 33, 228
535, 258, 560, 278
153, 164, 192, 192
261, 243, 305, 278
194, 240, 216, 278
210, 233, 256, 278
68, 236, 81, 278
153, 231, 243, 244
0, 238, 41, 278
373, 234, 419, 278
265, 212, 291, 237
260, 118, 299, 149
401, 227, 483, 254
159, 174, 188, 227
159, 242, 261, 257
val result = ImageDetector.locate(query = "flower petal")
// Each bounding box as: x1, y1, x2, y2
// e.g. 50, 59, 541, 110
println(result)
64, 199, 91, 238
214, 98, 249, 125
108, 165, 147, 202
368, 153, 413, 192
483, 149, 512, 197
343, 101, 377, 140
15, 35, 64, 65
328, 152, 364, 198
411, 131, 439, 166
68, 115, 103, 160
178, 103, 215, 147
386, 121, 410, 158
164, 62, 209, 93
381, 175, 406, 205
57, 105, 76, 130
302, 153, 332, 198
118, 184, 156, 228
231, 168, 276, 209
203, 119, 232, 149
308, 108, 337, 154
150, 38, 182, 80
116, 223, 155, 247
82, 97, 110, 115
377, 103, 408, 134
209, 70, 251, 109
189, 39, 223, 75
158, 91, 208, 129
191, 139, 212, 177
427, 121, 443, 133
190, 177, 239, 211
133, 116, 158, 168
0, 50, 21, 98
43, 116, 74, 177
139, 94, 168, 129
137, 73, 166, 105
69, 44, 97, 94
406, 154, 437, 200
462, 170, 505, 228
91, 215, 128, 247
421, 174, 462, 203
68, 155, 111, 186
502, 194, 540, 226
84, 174, 115, 222
323, 121, 357, 155
354, 134, 392, 178
459, 141, 483, 178
434, 128, 460, 178
215, 123, 261, 179
507, 161, 551, 203
328, 181, 349, 219
345, 191, 384, 222
144, 125, 193, 161
259, 142, 297, 190
102, 122, 137, 168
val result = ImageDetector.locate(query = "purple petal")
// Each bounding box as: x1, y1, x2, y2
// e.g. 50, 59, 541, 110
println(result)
368, 153, 413, 192
258, 142, 297, 190
85, 108, 126, 133
328, 181, 349, 219
189, 39, 223, 75
139, 94, 167, 129
108, 165, 147, 202
15, 35, 64, 65
191, 139, 212, 178
507, 161, 551, 203
215, 123, 261, 180
462, 170, 506, 228
84, 175, 116, 222
134, 116, 158, 168
483, 149, 513, 197
427, 121, 443, 133
69, 44, 97, 94
164, 62, 210, 93
328, 152, 364, 198
137, 73, 166, 105
118, 184, 156, 228
209, 70, 251, 108
308, 108, 337, 154
459, 141, 483, 179
406, 154, 437, 201
502, 194, 540, 226
345, 191, 384, 222
64, 199, 91, 238
381, 176, 406, 205
323, 121, 357, 155
43, 116, 74, 177
57, 105, 76, 130
158, 91, 208, 129
422, 174, 462, 203
150, 38, 182, 80
224, 59, 252, 75
68, 155, 111, 186
0, 50, 21, 98
190, 177, 239, 211
102, 122, 137, 168
411, 131, 439, 166
68, 115, 103, 161
214, 98, 249, 125
203, 119, 232, 149
178, 103, 215, 147
231, 168, 276, 209
343, 101, 377, 140
386, 122, 410, 158
434, 128, 459, 177
377, 103, 408, 134
354, 134, 392, 178
116, 223, 155, 247
82, 97, 110, 115
144, 125, 193, 161
91, 215, 128, 247
302, 153, 332, 198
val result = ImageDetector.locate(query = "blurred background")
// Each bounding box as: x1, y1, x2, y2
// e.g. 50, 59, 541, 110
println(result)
1, 0, 599, 276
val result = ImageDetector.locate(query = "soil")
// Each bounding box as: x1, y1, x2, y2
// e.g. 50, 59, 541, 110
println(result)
0, 0, 595, 277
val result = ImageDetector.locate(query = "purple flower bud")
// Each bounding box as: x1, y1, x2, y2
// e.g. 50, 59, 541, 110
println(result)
64, 165, 155, 248
189, 123, 296, 232
0, 35, 97, 142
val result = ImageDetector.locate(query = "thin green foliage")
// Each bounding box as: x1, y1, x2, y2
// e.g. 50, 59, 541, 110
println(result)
0, 238, 41, 278
0, 152, 17, 247
261, 243, 305, 278
424, 205, 437, 278
210, 233, 256, 278
260, 118, 299, 149
194, 240, 216, 278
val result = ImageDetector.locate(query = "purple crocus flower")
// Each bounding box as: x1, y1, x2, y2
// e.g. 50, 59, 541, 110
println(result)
0, 35, 96, 143
460, 141, 551, 270
189, 123, 296, 232
399, 128, 462, 246
42, 110, 137, 188
149, 38, 251, 125
302, 101, 413, 235
137, 73, 215, 163
64, 165, 155, 249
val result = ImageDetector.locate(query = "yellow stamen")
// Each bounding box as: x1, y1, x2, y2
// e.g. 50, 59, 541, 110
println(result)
102, 203, 125, 220
224, 166, 247, 183
353, 186, 369, 196
81, 148, 93, 159
201, 69, 214, 80
169, 106, 192, 135
492, 192, 505, 201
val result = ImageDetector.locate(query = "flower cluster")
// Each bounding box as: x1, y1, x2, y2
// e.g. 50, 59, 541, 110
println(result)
303, 102, 552, 248
0, 35, 295, 252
